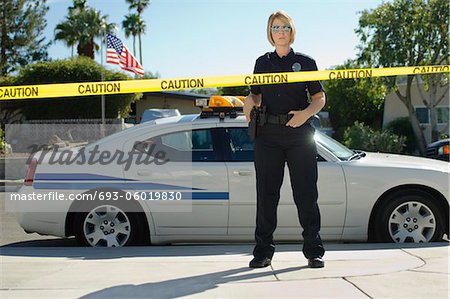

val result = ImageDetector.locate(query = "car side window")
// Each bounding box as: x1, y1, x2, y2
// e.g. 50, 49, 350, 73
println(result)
161, 131, 192, 151
135, 129, 217, 162
226, 128, 255, 161
224, 127, 327, 162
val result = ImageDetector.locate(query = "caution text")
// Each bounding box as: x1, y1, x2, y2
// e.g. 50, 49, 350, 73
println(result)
78, 83, 121, 95
329, 70, 373, 80
244, 74, 288, 85
161, 79, 204, 90
0, 86, 39, 99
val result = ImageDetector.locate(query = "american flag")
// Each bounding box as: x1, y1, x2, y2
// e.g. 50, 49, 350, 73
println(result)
106, 33, 144, 77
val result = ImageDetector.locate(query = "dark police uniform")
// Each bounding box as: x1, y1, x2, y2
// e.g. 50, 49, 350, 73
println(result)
250, 48, 325, 260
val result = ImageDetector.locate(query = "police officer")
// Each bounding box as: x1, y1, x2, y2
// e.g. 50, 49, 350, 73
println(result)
244, 10, 326, 269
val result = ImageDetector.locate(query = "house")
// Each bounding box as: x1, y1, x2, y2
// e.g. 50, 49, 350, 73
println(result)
382, 82, 449, 143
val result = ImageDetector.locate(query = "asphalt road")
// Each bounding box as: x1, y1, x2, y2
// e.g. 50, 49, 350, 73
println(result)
0, 192, 77, 247
1, 191, 449, 247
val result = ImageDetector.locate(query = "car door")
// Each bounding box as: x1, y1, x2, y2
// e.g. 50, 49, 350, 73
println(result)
123, 124, 229, 235
223, 125, 347, 240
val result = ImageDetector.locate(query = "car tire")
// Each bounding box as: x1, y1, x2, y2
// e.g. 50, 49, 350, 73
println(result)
374, 190, 445, 243
74, 202, 147, 247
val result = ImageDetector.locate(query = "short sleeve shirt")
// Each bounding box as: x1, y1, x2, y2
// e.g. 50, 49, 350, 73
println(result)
250, 49, 324, 115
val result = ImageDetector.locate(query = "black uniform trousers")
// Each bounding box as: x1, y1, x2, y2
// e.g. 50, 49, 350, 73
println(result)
253, 123, 325, 259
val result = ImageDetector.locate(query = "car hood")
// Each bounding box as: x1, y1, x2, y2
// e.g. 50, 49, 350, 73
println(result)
355, 152, 450, 173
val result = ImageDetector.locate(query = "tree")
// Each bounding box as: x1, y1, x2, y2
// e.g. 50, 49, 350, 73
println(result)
122, 13, 143, 56
54, 0, 116, 59
416, 72, 449, 142
356, 0, 449, 154
54, 21, 78, 58
324, 60, 387, 141
218, 86, 250, 96
0, 0, 50, 76
189, 88, 217, 95
125, 0, 150, 65
142, 71, 159, 79
6, 57, 141, 120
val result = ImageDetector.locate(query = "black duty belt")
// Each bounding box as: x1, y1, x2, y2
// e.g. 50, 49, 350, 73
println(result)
266, 113, 293, 125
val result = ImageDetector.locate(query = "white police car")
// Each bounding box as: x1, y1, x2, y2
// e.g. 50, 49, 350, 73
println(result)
15, 96, 449, 247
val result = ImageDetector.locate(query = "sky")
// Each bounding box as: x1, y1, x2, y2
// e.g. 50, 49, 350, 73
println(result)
44, 0, 388, 79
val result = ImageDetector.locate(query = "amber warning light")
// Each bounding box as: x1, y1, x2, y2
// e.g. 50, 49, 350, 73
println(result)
195, 95, 246, 119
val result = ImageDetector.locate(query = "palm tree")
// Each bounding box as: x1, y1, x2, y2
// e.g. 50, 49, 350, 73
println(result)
135, 16, 146, 62
125, 0, 151, 65
122, 14, 140, 56
76, 9, 116, 58
125, 0, 151, 14
54, 0, 115, 59
54, 19, 78, 57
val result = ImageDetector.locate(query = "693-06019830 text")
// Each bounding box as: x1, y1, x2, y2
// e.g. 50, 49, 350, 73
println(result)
10, 191, 183, 201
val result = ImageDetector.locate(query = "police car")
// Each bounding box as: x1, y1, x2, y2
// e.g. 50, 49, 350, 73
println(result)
15, 96, 450, 247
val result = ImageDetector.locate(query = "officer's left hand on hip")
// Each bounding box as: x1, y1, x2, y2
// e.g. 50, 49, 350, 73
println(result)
286, 110, 309, 128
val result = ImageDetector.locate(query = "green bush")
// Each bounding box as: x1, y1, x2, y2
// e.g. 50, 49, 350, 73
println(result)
344, 121, 406, 153
385, 117, 418, 154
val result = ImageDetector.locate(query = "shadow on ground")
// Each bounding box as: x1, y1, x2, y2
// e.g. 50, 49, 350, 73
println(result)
79, 265, 310, 299
1, 239, 448, 260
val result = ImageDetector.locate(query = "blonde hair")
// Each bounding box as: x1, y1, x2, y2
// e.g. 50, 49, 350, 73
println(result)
266, 10, 296, 46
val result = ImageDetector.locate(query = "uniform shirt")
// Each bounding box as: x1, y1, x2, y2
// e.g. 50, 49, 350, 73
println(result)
250, 49, 324, 115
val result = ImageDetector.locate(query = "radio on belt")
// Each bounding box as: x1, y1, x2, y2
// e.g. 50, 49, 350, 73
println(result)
195, 95, 246, 120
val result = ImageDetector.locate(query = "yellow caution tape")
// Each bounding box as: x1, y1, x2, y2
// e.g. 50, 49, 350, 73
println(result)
1, 65, 449, 100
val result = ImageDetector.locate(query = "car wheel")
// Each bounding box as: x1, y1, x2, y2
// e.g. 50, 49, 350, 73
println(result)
375, 191, 445, 243
74, 204, 146, 247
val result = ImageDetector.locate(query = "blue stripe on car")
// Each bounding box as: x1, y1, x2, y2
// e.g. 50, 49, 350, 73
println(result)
182, 192, 229, 200
190, 192, 228, 200
35, 173, 135, 181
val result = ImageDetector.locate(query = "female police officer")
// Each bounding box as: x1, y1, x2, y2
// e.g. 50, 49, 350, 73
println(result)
244, 10, 326, 269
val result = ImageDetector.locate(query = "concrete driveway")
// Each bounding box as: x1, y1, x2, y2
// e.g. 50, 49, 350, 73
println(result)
1, 243, 448, 298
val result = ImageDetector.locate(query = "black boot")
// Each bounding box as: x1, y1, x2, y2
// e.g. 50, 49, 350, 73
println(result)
249, 257, 271, 268
308, 257, 324, 268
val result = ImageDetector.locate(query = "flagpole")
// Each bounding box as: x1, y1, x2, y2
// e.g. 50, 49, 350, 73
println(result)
100, 27, 106, 126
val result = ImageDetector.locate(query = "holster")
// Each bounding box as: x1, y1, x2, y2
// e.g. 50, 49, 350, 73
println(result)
248, 106, 267, 140
248, 108, 258, 140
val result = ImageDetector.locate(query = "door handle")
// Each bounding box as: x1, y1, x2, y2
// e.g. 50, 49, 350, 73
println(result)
137, 170, 152, 177
233, 170, 253, 176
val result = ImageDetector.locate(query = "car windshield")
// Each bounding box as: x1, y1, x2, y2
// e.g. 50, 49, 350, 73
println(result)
314, 131, 355, 161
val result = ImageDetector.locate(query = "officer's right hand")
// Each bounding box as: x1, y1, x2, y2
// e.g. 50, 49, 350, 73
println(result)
243, 96, 255, 122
